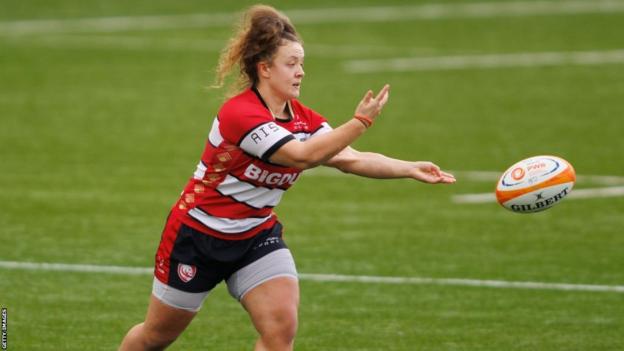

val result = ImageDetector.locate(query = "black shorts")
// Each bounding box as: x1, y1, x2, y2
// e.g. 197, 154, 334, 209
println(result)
154, 216, 297, 310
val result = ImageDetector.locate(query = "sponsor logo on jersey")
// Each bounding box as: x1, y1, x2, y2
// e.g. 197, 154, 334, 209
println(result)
177, 263, 197, 283
244, 164, 300, 186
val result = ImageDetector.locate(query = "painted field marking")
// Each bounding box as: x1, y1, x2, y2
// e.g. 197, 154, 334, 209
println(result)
9, 34, 624, 69
301, 273, 624, 293
453, 185, 624, 204
3, 34, 417, 58
0, 260, 623, 293
450, 171, 624, 186
307, 168, 624, 185
2, 0, 624, 35
449, 171, 624, 203
301, 168, 624, 203
344, 49, 624, 73
8, 35, 227, 52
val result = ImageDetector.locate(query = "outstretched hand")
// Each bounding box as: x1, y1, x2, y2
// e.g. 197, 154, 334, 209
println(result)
355, 84, 390, 120
408, 162, 456, 184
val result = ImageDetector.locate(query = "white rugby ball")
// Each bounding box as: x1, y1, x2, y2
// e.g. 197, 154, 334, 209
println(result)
496, 155, 576, 213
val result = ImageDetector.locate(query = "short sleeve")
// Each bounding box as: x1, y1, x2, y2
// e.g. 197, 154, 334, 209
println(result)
220, 113, 294, 161
312, 121, 333, 137
299, 103, 333, 138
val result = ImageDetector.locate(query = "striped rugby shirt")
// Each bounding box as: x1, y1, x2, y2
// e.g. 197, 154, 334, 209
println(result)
171, 87, 332, 240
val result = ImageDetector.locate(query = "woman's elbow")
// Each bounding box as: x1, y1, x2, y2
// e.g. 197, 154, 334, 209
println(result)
291, 154, 324, 170
286, 159, 318, 170
270, 144, 322, 169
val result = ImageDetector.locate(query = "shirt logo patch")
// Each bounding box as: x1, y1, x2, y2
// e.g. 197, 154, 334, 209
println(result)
177, 263, 197, 283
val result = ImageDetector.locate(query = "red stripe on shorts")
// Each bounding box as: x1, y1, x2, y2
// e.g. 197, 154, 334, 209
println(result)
154, 215, 183, 285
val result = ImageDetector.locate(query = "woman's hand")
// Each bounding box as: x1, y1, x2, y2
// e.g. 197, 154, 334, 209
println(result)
354, 84, 390, 120
408, 162, 456, 184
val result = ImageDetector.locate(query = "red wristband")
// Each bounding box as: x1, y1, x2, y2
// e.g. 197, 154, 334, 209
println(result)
353, 114, 373, 128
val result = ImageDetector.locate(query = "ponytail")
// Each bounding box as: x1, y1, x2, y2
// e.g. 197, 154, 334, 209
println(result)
213, 5, 301, 96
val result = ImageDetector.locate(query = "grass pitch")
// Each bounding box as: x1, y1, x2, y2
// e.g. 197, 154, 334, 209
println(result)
1, 1, 623, 350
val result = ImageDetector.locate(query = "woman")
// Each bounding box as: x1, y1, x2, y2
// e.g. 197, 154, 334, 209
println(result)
119, 5, 455, 351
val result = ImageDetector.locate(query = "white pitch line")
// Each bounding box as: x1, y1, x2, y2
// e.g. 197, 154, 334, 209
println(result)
2, 0, 624, 35
287, 0, 624, 23
0, 13, 236, 36
5, 34, 227, 52
450, 171, 624, 186
0, 260, 623, 293
452, 193, 498, 204
305, 168, 624, 186
453, 186, 624, 204
0, 260, 152, 275
578, 174, 624, 185
557, 186, 624, 199
300, 273, 624, 293
3, 34, 420, 58
344, 49, 624, 73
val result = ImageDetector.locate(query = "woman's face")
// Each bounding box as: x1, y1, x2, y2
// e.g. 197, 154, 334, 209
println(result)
263, 40, 305, 100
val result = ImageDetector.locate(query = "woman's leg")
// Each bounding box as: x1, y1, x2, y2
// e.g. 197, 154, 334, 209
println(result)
118, 295, 196, 351
241, 276, 300, 351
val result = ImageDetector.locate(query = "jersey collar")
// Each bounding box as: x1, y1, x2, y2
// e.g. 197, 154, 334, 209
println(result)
251, 86, 294, 122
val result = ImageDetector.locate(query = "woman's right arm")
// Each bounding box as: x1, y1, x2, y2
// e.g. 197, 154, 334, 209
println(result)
269, 84, 390, 169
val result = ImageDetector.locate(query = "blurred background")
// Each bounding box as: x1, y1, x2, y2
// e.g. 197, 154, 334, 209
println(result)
1, 1, 623, 350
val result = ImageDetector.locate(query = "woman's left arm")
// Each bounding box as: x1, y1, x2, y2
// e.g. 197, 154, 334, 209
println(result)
324, 147, 456, 184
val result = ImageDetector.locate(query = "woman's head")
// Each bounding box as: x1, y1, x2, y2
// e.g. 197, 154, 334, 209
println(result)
214, 5, 303, 96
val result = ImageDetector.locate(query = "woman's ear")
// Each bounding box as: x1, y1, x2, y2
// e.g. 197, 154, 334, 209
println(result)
257, 61, 271, 79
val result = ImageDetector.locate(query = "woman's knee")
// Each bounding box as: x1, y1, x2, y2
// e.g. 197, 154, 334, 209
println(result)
242, 278, 299, 342
258, 318, 297, 349
272, 304, 298, 334
255, 300, 299, 346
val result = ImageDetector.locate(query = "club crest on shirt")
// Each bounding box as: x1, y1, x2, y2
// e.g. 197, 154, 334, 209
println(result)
177, 263, 197, 283
293, 120, 308, 129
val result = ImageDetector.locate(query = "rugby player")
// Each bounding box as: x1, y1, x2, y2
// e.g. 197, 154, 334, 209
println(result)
119, 5, 455, 351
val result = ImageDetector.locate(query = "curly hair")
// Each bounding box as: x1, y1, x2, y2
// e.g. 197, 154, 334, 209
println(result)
213, 5, 302, 96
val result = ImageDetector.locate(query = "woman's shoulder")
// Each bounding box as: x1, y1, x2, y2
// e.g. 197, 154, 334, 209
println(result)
219, 89, 268, 121
290, 98, 326, 122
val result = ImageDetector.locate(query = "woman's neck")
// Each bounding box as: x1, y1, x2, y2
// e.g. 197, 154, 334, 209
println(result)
255, 83, 288, 120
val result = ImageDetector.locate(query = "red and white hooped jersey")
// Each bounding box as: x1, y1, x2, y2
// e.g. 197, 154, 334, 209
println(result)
170, 87, 332, 240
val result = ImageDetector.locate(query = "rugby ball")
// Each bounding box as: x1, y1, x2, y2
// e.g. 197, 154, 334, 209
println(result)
496, 155, 575, 213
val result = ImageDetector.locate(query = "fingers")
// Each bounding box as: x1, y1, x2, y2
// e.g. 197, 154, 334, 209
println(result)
426, 174, 456, 184
440, 174, 457, 183
414, 163, 456, 184
355, 84, 390, 120
436, 171, 456, 184
374, 84, 390, 102
379, 91, 390, 107
361, 85, 389, 106
441, 171, 456, 179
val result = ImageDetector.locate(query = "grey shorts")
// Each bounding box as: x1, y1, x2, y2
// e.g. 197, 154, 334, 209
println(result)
152, 221, 298, 312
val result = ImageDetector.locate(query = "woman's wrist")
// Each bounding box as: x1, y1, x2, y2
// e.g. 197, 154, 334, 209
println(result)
353, 114, 373, 128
